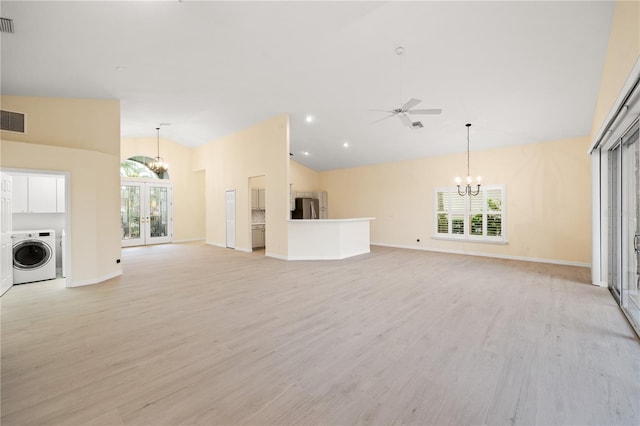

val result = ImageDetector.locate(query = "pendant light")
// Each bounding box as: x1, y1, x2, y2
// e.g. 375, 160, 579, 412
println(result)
455, 123, 481, 196
149, 127, 169, 174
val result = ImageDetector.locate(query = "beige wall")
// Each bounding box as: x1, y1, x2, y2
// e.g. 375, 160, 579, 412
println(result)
319, 136, 591, 265
1, 96, 121, 286
290, 159, 320, 192
250, 175, 265, 189
194, 114, 290, 257
591, 0, 640, 137
121, 137, 205, 242
1, 96, 120, 156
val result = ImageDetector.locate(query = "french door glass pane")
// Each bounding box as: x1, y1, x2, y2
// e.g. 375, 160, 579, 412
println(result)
609, 145, 621, 299
622, 126, 639, 330
149, 186, 169, 238
121, 185, 141, 239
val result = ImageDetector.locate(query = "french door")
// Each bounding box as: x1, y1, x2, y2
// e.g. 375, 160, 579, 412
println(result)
609, 121, 640, 333
121, 180, 172, 247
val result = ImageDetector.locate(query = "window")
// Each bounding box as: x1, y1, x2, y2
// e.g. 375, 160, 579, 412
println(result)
120, 156, 169, 180
434, 185, 505, 242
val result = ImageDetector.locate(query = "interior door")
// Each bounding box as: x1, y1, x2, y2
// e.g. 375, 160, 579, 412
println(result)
226, 190, 236, 249
121, 180, 172, 247
1, 173, 13, 296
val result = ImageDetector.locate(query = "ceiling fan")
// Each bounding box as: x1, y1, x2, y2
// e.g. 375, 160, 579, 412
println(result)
370, 98, 442, 129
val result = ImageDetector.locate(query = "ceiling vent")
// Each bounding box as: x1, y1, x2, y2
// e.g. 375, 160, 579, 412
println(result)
0, 18, 14, 33
411, 121, 424, 129
1, 110, 25, 133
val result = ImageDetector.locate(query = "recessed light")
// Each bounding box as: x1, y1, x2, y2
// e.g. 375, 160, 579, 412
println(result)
305, 115, 313, 123
303, 151, 310, 156
343, 142, 349, 148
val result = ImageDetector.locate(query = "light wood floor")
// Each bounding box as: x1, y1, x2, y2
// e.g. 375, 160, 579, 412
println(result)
1, 244, 639, 425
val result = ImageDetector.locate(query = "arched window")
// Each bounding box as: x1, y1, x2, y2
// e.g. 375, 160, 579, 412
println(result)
120, 156, 170, 179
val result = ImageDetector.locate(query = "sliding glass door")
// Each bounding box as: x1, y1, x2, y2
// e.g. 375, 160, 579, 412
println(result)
121, 180, 172, 247
609, 121, 640, 333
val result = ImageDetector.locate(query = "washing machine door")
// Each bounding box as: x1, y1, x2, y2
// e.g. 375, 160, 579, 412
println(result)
13, 240, 53, 270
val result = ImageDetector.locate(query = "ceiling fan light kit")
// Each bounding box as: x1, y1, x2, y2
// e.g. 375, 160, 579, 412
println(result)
455, 123, 481, 197
370, 98, 442, 129
369, 47, 443, 129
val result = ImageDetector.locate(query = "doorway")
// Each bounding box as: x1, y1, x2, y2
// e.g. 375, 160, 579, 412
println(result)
121, 180, 173, 247
0, 168, 71, 293
249, 175, 266, 253
608, 120, 640, 333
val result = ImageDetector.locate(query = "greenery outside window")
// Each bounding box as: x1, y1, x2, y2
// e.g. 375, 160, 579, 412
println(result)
434, 185, 506, 242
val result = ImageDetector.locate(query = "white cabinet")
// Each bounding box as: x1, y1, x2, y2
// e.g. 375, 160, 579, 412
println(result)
251, 189, 258, 209
56, 176, 65, 212
252, 225, 265, 249
251, 188, 266, 210
29, 176, 57, 213
11, 175, 28, 213
318, 191, 328, 219
11, 175, 64, 213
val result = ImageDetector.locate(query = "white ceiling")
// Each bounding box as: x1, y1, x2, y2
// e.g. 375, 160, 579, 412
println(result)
1, 1, 614, 171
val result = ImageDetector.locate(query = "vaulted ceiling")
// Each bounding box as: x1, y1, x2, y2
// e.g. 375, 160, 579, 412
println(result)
1, 1, 614, 171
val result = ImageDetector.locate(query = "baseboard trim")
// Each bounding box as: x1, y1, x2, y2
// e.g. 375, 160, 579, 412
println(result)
68, 269, 122, 288
173, 238, 205, 244
265, 252, 288, 260
205, 241, 252, 253
370, 242, 591, 268
206, 241, 226, 248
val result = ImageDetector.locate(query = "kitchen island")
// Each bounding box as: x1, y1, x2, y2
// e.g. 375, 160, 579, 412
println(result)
287, 218, 375, 260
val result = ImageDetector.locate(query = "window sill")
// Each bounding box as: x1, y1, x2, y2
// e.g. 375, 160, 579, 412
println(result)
431, 235, 509, 245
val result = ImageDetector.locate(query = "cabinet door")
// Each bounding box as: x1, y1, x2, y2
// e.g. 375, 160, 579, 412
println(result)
258, 189, 266, 210
12, 175, 28, 213
28, 176, 57, 213
56, 176, 65, 212
252, 228, 261, 248
251, 189, 258, 210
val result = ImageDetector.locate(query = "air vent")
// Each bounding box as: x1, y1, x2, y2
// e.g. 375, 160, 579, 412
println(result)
0, 18, 14, 33
411, 121, 424, 129
1, 110, 25, 133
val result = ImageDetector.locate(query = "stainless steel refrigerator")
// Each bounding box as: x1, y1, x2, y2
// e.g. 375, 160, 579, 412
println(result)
292, 198, 319, 219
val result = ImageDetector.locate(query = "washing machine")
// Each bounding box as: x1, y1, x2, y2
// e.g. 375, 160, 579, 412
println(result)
12, 230, 56, 284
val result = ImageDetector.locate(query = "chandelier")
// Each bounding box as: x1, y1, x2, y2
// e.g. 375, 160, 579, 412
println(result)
149, 127, 169, 174
455, 123, 481, 196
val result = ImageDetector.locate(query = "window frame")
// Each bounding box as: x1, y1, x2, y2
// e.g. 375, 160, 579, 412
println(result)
433, 184, 507, 243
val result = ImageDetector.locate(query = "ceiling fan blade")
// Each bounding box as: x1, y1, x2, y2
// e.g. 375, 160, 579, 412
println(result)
408, 108, 442, 115
399, 114, 413, 127
368, 109, 395, 113
401, 98, 421, 111
371, 114, 395, 124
